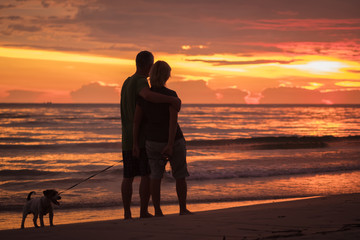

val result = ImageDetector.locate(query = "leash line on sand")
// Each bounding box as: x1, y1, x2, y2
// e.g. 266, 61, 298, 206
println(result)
59, 160, 123, 195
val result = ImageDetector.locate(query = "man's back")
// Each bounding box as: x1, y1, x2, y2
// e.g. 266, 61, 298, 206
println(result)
120, 73, 149, 151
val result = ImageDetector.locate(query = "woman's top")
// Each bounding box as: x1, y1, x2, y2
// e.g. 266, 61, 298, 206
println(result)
137, 86, 184, 143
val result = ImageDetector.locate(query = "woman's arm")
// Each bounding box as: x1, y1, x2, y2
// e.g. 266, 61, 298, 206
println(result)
132, 103, 143, 158
161, 106, 178, 158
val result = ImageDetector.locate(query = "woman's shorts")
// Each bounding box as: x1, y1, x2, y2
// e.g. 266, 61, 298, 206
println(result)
146, 138, 189, 179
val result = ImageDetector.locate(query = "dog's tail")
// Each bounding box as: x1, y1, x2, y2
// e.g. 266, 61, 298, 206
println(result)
27, 191, 36, 201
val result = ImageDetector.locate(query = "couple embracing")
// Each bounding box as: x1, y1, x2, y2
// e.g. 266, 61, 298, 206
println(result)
120, 51, 192, 219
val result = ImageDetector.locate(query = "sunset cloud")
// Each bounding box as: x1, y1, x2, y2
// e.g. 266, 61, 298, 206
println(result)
168, 80, 247, 104
335, 81, 360, 88
301, 82, 324, 90
70, 82, 120, 103
261, 87, 323, 104
278, 42, 360, 60
322, 89, 360, 104
1, 0, 360, 103
261, 87, 360, 104
1, 81, 359, 104
1, 89, 45, 103
167, 80, 217, 103
187, 59, 300, 66
283, 61, 349, 74
214, 88, 247, 103
0, 88, 72, 103
2, 0, 359, 57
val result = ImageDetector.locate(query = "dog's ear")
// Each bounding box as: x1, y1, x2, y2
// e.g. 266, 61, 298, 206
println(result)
43, 190, 55, 197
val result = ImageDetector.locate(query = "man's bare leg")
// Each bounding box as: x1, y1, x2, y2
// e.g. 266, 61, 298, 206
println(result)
121, 177, 134, 219
140, 175, 153, 218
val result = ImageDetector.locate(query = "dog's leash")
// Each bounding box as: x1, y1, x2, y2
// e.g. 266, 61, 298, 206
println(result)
59, 161, 122, 195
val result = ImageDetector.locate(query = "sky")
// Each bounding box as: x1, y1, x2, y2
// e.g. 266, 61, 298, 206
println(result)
0, 0, 360, 104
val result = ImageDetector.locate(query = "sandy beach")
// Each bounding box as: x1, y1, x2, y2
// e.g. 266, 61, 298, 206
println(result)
1, 194, 359, 240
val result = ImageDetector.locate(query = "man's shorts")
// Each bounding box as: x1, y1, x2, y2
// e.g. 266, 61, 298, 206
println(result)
122, 148, 150, 178
146, 138, 189, 179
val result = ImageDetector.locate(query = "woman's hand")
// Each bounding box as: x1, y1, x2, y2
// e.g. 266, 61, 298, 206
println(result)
161, 144, 173, 160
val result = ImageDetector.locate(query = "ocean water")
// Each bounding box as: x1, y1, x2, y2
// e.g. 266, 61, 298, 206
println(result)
1, 104, 360, 229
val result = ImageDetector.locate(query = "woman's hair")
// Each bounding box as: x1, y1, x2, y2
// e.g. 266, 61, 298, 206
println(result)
149, 61, 171, 88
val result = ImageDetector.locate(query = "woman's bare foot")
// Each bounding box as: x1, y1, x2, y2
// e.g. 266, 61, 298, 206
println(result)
140, 212, 154, 218
155, 208, 164, 217
180, 209, 193, 215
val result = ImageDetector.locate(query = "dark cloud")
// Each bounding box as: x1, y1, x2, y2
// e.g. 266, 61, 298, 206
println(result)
41, 0, 50, 8
347, 69, 360, 73
8, 24, 41, 32
187, 59, 301, 66
70, 82, 120, 103
0, 16, 22, 20
2, 43, 87, 52
1, 0, 360, 57
85, 0, 360, 21
67, 0, 360, 55
276, 11, 299, 17
235, 19, 360, 31
0, 4, 16, 10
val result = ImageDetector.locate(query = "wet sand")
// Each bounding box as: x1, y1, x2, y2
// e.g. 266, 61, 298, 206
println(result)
1, 193, 359, 240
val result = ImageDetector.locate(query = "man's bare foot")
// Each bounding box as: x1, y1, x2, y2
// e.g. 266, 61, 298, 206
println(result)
140, 212, 153, 218
180, 209, 193, 215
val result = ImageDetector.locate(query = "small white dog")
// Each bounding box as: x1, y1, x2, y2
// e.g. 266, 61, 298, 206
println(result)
21, 190, 61, 229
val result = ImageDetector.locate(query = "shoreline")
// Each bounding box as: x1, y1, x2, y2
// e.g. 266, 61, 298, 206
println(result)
0, 196, 319, 231
1, 194, 359, 239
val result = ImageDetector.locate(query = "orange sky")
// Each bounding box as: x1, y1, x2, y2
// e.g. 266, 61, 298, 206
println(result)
0, 0, 360, 104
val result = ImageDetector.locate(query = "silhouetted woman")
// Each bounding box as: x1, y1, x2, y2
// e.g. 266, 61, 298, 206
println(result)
133, 61, 192, 216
